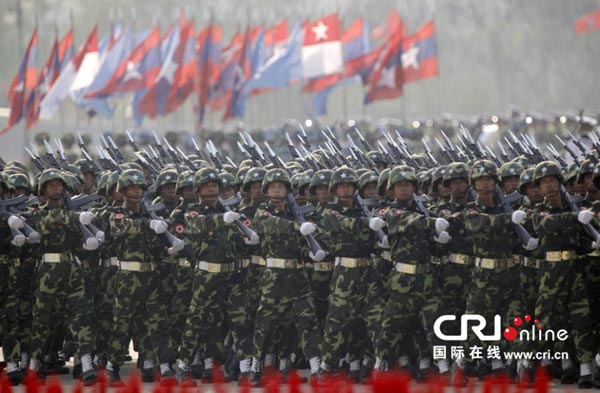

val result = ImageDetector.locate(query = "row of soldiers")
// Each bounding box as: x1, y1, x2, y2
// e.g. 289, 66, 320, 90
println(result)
0, 133, 600, 389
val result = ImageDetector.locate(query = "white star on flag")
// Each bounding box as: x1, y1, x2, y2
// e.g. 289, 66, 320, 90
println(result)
159, 59, 178, 84
123, 61, 142, 81
311, 21, 329, 41
14, 81, 24, 93
402, 45, 420, 70
377, 66, 397, 89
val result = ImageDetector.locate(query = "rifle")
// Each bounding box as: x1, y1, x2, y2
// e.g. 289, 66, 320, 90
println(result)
25, 145, 45, 172
555, 135, 581, 165
568, 131, 597, 164
0, 195, 40, 243
152, 131, 170, 165
263, 143, 326, 256
125, 130, 141, 152
354, 193, 386, 242
354, 127, 372, 151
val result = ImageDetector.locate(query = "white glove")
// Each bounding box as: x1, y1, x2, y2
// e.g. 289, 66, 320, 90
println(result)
95, 230, 105, 243
578, 210, 594, 225
83, 237, 99, 251
79, 212, 95, 225
524, 238, 539, 251
27, 231, 40, 244
309, 250, 327, 262
512, 210, 527, 225
435, 218, 449, 234
434, 231, 451, 244
377, 235, 390, 249
369, 217, 385, 232
300, 222, 317, 236
168, 239, 185, 255
11, 234, 26, 247
223, 211, 241, 224
244, 231, 260, 245
8, 215, 24, 229
149, 219, 168, 234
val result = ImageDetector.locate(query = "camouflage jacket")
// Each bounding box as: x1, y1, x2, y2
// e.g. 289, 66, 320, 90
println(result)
530, 200, 586, 253
184, 202, 241, 264
383, 199, 438, 263
109, 203, 167, 263
452, 198, 518, 259
320, 200, 376, 258
30, 203, 85, 256
253, 202, 304, 260
169, 200, 196, 261
236, 202, 262, 259
439, 200, 474, 256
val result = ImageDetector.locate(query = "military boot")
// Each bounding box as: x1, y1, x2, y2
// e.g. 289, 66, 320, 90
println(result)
106, 363, 125, 387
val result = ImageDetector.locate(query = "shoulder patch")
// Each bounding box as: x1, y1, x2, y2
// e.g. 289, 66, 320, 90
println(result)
378, 208, 387, 215
468, 209, 479, 215
114, 213, 125, 219
439, 209, 451, 214
188, 211, 199, 217
538, 211, 549, 217
174, 223, 185, 234
243, 218, 252, 227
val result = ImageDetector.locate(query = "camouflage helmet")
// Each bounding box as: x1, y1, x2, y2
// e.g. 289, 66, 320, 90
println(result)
356, 168, 371, 178
286, 162, 304, 176
156, 169, 179, 192
192, 159, 210, 170
366, 150, 386, 165
106, 171, 120, 193
470, 160, 499, 182
387, 165, 417, 190
442, 162, 470, 187
309, 169, 333, 196
242, 167, 267, 192
577, 158, 595, 183
431, 166, 447, 188
176, 170, 195, 194
499, 162, 525, 183
194, 167, 221, 192
377, 168, 391, 197
239, 159, 255, 170
533, 161, 563, 186
64, 172, 83, 194
359, 171, 379, 190
519, 168, 536, 194
565, 162, 579, 183
67, 164, 85, 185
0, 172, 11, 192
235, 166, 251, 188
290, 173, 301, 193
38, 169, 67, 195
329, 166, 359, 192
74, 158, 96, 175
262, 168, 291, 194
298, 170, 315, 194
117, 169, 147, 193
220, 172, 236, 189
221, 164, 236, 175
97, 171, 111, 197
4, 160, 28, 174
10, 173, 31, 193
511, 155, 530, 168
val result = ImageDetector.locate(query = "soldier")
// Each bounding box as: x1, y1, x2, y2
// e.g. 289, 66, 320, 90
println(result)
309, 169, 333, 209
515, 161, 596, 388
28, 169, 98, 385
248, 168, 323, 386
499, 162, 524, 196
175, 167, 258, 385
318, 166, 384, 379
104, 169, 179, 386
373, 165, 451, 379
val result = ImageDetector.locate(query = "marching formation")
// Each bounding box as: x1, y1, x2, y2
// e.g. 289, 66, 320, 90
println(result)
2, 125, 600, 390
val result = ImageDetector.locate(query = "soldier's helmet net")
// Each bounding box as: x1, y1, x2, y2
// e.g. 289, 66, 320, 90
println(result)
519, 167, 536, 194
469, 160, 499, 183
262, 168, 291, 194
117, 169, 147, 193
176, 170, 195, 194
499, 162, 525, 183
38, 169, 67, 195
155, 169, 178, 192
442, 162, 469, 188
329, 166, 359, 192
309, 169, 333, 196
387, 165, 417, 191
194, 167, 222, 192
533, 161, 563, 186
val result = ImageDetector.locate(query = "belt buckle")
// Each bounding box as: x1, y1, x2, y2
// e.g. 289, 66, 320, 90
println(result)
284, 260, 296, 269
397, 263, 416, 274
45, 253, 61, 263
457, 254, 468, 264
561, 251, 571, 260
479, 258, 493, 269
207, 263, 220, 273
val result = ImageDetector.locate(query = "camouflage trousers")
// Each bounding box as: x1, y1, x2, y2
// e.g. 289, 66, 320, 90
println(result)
178, 270, 249, 364
94, 264, 117, 362
107, 270, 176, 368
463, 265, 523, 362
375, 268, 438, 364
15, 258, 36, 356
0, 259, 20, 362
30, 261, 95, 360
166, 264, 194, 348
306, 268, 332, 332
533, 259, 595, 364
321, 266, 384, 369
252, 268, 321, 361
519, 264, 539, 318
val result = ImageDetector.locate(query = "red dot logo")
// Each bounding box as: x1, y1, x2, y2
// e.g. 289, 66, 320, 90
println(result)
534, 319, 539, 325
503, 327, 518, 341
513, 317, 523, 327
524, 314, 532, 323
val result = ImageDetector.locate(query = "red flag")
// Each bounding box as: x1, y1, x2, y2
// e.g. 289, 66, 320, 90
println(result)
365, 31, 404, 104
302, 14, 343, 79
195, 22, 222, 125
574, 8, 600, 34
3, 27, 38, 133
58, 29, 75, 69
401, 19, 438, 82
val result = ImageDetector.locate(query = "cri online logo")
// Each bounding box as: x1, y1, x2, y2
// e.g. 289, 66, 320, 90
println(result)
433, 314, 568, 342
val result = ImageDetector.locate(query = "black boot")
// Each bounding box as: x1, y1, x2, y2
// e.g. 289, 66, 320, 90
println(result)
107, 366, 124, 387
578, 374, 593, 389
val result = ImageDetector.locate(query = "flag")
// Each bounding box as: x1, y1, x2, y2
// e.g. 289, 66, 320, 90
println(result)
58, 29, 75, 70
302, 14, 343, 79
208, 31, 245, 111
3, 27, 37, 133
365, 32, 404, 104
401, 19, 438, 83
264, 19, 289, 60
165, 20, 196, 115
574, 8, 600, 34
40, 26, 98, 119
195, 22, 222, 125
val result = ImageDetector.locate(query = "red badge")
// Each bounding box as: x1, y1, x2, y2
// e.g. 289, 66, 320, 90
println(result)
440, 209, 450, 214
395, 209, 404, 215
174, 224, 185, 234
188, 211, 199, 217
115, 213, 125, 219
243, 219, 252, 227
468, 210, 479, 215
378, 208, 387, 215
